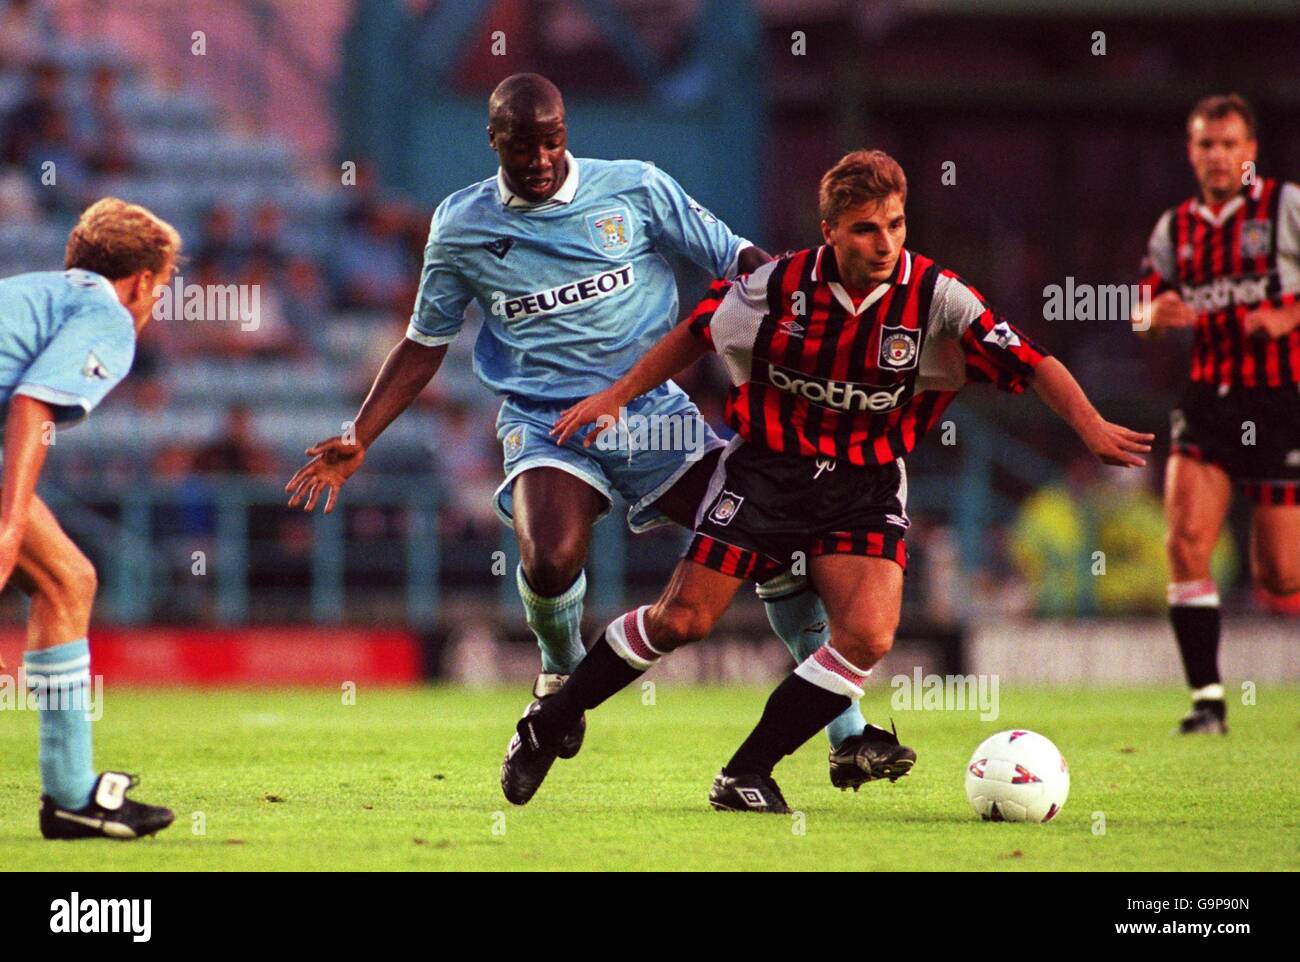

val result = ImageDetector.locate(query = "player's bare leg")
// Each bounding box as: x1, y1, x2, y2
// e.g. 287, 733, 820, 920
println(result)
1249, 503, 1300, 613
803, 554, 904, 682
653, 450, 870, 753
501, 559, 743, 805
14, 500, 96, 649
514, 466, 605, 597
1164, 454, 1233, 733
711, 554, 914, 812
14, 495, 173, 839
804, 554, 917, 787
642, 558, 746, 650
510, 466, 608, 758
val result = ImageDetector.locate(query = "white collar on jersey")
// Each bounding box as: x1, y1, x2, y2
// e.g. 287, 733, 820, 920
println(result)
1193, 178, 1265, 227
811, 245, 912, 317
497, 151, 580, 210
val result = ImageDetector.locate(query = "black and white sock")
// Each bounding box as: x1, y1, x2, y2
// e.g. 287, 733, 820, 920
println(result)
725, 645, 869, 777
533, 606, 662, 744
1168, 579, 1222, 704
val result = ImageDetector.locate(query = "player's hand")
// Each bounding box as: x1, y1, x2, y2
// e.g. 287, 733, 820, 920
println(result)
1079, 417, 1154, 468
285, 437, 366, 513
551, 388, 625, 448
1242, 306, 1292, 340
1148, 290, 1197, 330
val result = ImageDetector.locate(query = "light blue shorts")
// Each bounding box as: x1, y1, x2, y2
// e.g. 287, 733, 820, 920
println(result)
494, 382, 725, 533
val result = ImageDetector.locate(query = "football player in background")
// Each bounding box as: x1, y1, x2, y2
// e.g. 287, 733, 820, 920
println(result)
0, 198, 178, 838
287, 73, 874, 770
504, 150, 1153, 812
1135, 94, 1300, 735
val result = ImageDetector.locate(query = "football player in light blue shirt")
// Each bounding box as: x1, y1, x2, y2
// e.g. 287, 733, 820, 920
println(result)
0, 198, 178, 839
288, 74, 868, 765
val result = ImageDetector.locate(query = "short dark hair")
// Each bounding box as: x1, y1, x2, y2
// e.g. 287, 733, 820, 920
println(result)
819, 150, 907, 225
1187, 93, 1257, 140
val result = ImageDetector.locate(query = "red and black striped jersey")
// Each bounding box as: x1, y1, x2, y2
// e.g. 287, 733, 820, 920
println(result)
686, 245, 1049, 466
1139, 177, 1300, 388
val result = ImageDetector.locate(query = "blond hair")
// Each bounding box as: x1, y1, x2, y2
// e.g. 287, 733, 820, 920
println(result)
819, 150, 908, 225
64, 197, 182, 279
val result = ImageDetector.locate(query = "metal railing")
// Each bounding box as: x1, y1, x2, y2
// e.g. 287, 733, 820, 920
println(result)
39, 474, 654, 627
34, 403, 1097, 626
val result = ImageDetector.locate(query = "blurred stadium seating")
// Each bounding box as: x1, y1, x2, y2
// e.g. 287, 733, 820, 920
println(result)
1, 0, 1295, 682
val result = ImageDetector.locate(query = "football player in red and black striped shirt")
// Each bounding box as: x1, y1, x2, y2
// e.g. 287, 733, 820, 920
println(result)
501, 150, 1151, 812
1135, 94, 1300, 735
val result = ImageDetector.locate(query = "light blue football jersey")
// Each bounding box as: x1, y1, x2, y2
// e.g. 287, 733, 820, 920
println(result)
407, 152, 749, 401
0, 269, 136, 427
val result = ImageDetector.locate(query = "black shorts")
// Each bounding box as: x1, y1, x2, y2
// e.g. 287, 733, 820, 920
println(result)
1171, 382, 1300, 506
684, 437, 909, 582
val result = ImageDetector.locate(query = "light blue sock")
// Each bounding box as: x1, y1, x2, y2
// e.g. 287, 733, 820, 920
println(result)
517, 566, 587, 675
759, 574, 868, 748
25, 639, 97, 810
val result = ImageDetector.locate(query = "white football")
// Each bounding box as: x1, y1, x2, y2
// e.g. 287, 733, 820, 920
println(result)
964, 729, 1069, 823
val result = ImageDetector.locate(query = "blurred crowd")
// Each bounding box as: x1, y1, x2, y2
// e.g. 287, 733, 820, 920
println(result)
0, 4, 501, 506
2, 0, 1277, 622
0, 0, 522, 617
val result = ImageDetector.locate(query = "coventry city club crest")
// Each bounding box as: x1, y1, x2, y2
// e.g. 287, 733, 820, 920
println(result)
1240, 220, 1271, 259
878, 325, 920, 370
503, 426, 526, 461
587, 208, 632, 256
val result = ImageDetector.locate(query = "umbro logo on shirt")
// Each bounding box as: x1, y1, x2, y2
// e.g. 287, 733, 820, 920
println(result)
481, 237, 514, 260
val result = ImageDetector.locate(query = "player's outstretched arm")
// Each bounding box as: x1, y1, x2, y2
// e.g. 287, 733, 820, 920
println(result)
1029, 357, 1154, 467
286, 339, 448, 513
0, 395, 56, 591
551, 319, 707, 447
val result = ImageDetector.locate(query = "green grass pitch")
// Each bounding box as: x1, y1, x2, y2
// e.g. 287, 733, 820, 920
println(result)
2, 684, 1296, 871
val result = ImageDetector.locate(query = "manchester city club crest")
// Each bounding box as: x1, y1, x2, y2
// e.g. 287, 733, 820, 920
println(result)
878, 325, 920, 370
1240, 219, 1271, 259
587, 207, 633, 257
708, 490, 744, 526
